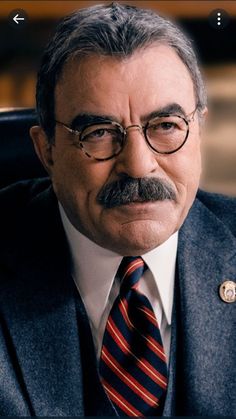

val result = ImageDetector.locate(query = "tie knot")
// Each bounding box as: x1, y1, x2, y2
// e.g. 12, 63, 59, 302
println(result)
118, 256, 146, 295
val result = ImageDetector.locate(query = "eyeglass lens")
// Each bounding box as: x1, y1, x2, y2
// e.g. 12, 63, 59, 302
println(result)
77, 115, 188, 159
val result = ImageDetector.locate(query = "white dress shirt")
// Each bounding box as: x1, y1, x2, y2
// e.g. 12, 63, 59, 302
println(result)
59, 203, 178, 364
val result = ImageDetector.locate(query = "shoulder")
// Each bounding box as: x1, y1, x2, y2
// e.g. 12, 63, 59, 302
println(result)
0, 178, 52, 237
0, 177, 51, 209
196, 189, 236, 236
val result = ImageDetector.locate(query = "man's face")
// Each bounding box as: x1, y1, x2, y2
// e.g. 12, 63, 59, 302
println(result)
32, 45, 204, 255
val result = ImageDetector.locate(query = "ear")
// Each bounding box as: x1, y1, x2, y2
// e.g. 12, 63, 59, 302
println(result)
30, 126, 54, 176
198, 106, 208, 135
201, 106, 208, 119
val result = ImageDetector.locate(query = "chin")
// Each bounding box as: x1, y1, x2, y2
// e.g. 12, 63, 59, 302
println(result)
106, 220, 176, 255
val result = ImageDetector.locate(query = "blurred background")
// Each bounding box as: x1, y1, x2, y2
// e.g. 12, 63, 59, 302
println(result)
0, 0, 235, 196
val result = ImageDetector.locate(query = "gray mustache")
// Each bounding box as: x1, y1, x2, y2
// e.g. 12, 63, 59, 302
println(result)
97, 177, 176, 209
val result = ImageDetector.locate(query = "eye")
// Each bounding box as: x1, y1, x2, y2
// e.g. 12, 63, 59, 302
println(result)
148, 121, 177, 134
158, 122, 176, 130
91, 129, 110, 138
80, 124, 122, 143
147, 116, 183, 136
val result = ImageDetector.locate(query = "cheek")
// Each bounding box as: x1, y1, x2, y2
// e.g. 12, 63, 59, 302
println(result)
158, 135, 201, 203
176, 141, 202, 211
51, 147, 113, 203
175, 149, 201, 183
175, 133, 201, 180
184, 135, 202, 181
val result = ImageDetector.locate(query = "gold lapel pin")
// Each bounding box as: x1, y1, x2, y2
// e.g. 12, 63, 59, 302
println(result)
219, 280, 236, 303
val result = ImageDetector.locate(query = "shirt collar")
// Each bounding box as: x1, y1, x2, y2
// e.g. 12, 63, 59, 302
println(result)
142, 233, 178, 324
58, 203, 122, 328
59, 203, 178, 327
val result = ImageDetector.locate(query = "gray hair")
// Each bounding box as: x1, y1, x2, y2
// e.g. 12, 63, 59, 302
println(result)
36, 2, 207, 142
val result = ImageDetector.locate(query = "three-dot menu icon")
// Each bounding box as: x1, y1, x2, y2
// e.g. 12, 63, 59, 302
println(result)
209, 9, 230, 30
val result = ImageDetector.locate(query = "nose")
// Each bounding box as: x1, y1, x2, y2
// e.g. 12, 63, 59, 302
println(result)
124, 124, 143, 135
114, 124, 159, 178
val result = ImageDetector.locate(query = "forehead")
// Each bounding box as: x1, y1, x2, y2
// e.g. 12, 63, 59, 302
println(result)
55, 44, 196, 121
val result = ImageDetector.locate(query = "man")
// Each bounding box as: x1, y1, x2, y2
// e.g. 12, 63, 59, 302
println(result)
0, 2, 235, 416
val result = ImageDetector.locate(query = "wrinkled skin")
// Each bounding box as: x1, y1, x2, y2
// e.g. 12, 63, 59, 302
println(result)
31, 45, 207, 255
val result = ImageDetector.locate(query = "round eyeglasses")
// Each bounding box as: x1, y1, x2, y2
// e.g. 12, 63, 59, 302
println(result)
55, 108, 198, 161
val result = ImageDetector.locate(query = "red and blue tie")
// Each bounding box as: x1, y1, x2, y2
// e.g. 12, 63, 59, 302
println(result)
99, 256, 168, 416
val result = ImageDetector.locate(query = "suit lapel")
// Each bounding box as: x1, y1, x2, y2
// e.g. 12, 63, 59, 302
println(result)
162, 284, 178, 416
74, 292, 118, 416
1, 186, 85, 416
174, 197, 236, 415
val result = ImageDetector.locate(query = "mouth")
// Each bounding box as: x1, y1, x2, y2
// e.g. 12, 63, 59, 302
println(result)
111, 199, 171, 212
123, 199, 156, 206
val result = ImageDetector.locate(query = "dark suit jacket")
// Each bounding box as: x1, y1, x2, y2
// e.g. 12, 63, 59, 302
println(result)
0, 179, 235, 416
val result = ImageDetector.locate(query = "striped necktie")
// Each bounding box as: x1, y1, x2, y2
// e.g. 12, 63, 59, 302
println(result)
99, 256, 168, 416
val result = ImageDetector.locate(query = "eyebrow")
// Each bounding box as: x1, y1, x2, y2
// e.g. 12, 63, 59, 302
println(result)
70, 103, 187, 129
70, 113, 120, 129
141, 103, 187, 122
